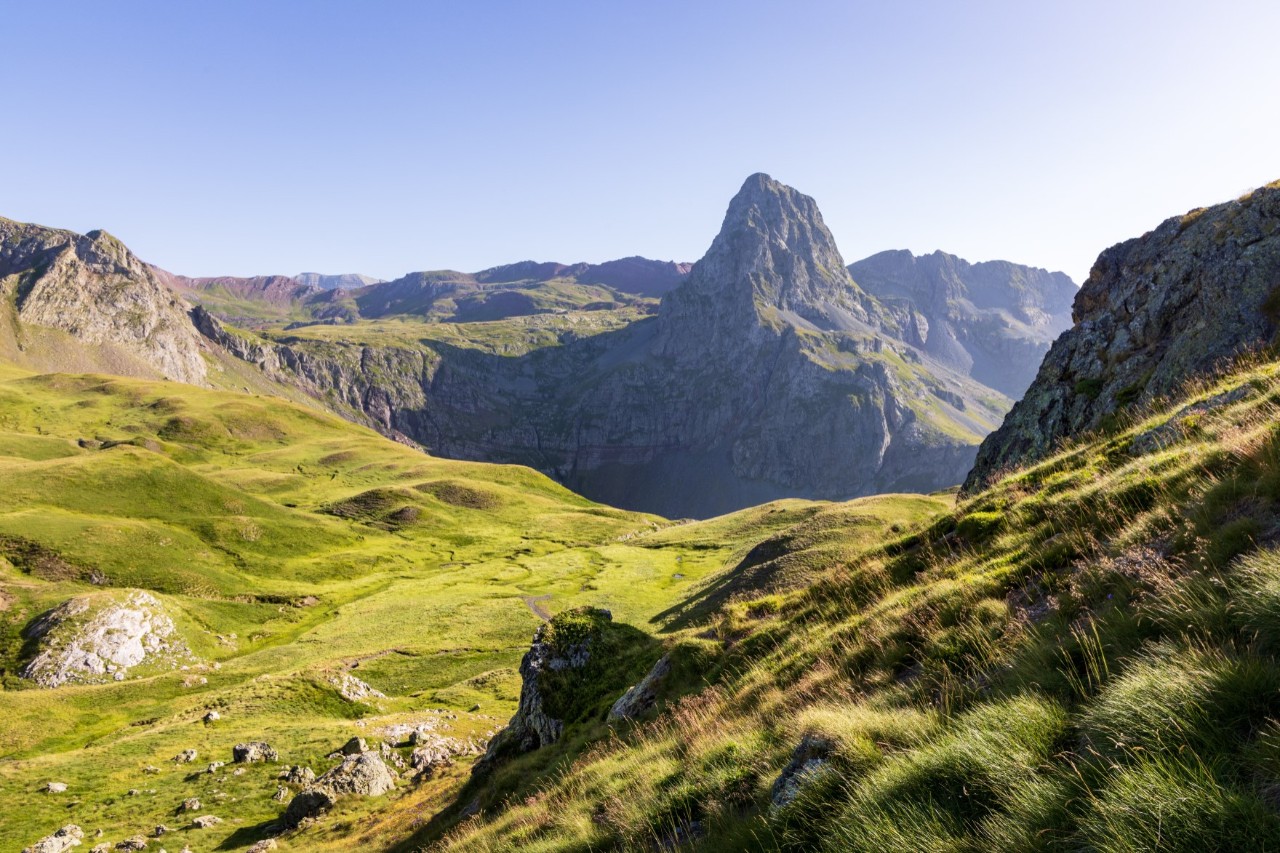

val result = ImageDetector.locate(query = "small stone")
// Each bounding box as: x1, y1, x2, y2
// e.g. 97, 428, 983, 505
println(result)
246, 841, 278, 853
115, 837, 148, 851
202, 710, 220, 724
153, 825, 169, 837
339, 736, 367, 756
172, 749, 197, 764
127, 789, 140, 797
191, 815, 222, 829
273, 786, 288, 802
43, 781, 68, 793
179, 797, 200, 812
142, 765, 161, 775
205, 761, 224, 774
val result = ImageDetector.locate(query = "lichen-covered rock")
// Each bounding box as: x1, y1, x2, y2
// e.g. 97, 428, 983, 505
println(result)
172, 749, 197, 764
232, 741, 278, 763
21, 591, 196, 688
21, 824, 83, 853
966, 181, 1280, 491
609, 653, 671, 721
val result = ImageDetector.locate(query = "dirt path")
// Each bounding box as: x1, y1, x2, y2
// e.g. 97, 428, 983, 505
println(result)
521, 594, 552, 621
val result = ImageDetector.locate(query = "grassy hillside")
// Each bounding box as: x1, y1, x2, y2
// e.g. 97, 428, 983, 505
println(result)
0, 362, 946, 851
428, 353, 1280, 851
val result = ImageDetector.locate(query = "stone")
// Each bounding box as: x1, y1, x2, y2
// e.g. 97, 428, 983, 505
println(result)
609, 653, 671, 721
115, 838, 147, 852
172, 749, 197, 764
179, 797, 200, 812
282, 752, 396, 828
21, 824, 83, 853
232, 742, 278, 763
43, 781, 68, 793
282, 786, 337, 828
205, 761, 224, 774
152, 826, 169, 837
279, 765, 315, 785
770, 733, 836, 810
339, 736, 367, 756
246, 840, 278, 852
273, 786, 288, 801
191, 815, 222, 829
202, 710, 220, 724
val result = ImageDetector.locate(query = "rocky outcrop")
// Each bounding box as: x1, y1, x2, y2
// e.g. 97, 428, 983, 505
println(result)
21, 591, 195, 687
473, 607, 615, 775
965, 181, 1280, 490
21, 824, 83, 853
849, 249, 1076, 397
0, 218, 206, 384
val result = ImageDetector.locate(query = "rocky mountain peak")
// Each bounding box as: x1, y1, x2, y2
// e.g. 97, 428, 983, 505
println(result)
658, 174, 881, 353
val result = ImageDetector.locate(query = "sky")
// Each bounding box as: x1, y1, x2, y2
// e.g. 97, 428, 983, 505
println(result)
4, 1, 1280, 284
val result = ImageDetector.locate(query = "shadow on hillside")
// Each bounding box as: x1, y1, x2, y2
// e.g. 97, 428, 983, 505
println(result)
217, 820, 280, 850
649, 534, 795, 632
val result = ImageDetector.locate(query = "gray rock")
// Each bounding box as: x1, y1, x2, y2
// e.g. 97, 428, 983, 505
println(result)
205, 761, 225, 774
770, 733, 836, 810
43, 781, 68, 793
172, 749, 197, 764
232, 742, 278, 763
202, 711, 220, 724
179, 797, 200, 812
609, 653, 671, 721
279, 765, 315, 785
246, 841, 278, 852
190, 815, 222, 829
282, 752, 396, 828
967, 182, 1280, 490
21, 824, 83, 853
339, 736, 367, 756
114, 838, 147, 851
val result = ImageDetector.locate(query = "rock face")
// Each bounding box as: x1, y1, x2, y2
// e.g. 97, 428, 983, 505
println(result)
21, 591, 195, 687
21, 824, 83, 853
965, 181, 1280, 490
849, 249, 1076, 398
0, 218, 206, 384
197, 175, 1029, 517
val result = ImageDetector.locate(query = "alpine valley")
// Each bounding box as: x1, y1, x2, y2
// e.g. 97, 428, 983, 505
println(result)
9, 176, 1280, 853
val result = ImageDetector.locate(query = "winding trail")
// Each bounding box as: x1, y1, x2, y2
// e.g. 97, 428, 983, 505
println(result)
521, 594, 552, 621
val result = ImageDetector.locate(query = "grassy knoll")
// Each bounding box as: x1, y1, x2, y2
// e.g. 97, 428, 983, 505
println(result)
428, 355, 1280, 851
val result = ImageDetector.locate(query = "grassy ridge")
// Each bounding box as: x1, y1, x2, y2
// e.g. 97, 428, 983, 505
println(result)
430, 356, 1280, 851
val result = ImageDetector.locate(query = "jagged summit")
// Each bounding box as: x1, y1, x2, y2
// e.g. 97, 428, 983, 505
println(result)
659, 174, 883, 352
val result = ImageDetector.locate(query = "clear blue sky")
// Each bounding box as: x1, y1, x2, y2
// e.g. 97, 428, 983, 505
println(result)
5, 1, 1279, 283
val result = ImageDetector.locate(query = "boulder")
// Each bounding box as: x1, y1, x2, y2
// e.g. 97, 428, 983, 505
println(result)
21, 824, 83, 853
179, 797, 200, 812
282, 752, 395, 828
172, 749, 197, 764
191, 815, 222, 829
232, 742, 278, 763
246, 840, 278, 852
202, 710, 220, 724
608, 653, 671, 721
339, 736, 366, 756
114, 838, 147, 851
43, 781, 68, 793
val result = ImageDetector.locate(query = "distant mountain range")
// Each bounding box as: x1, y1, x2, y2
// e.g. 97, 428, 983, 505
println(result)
0, 175, 1076, 516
